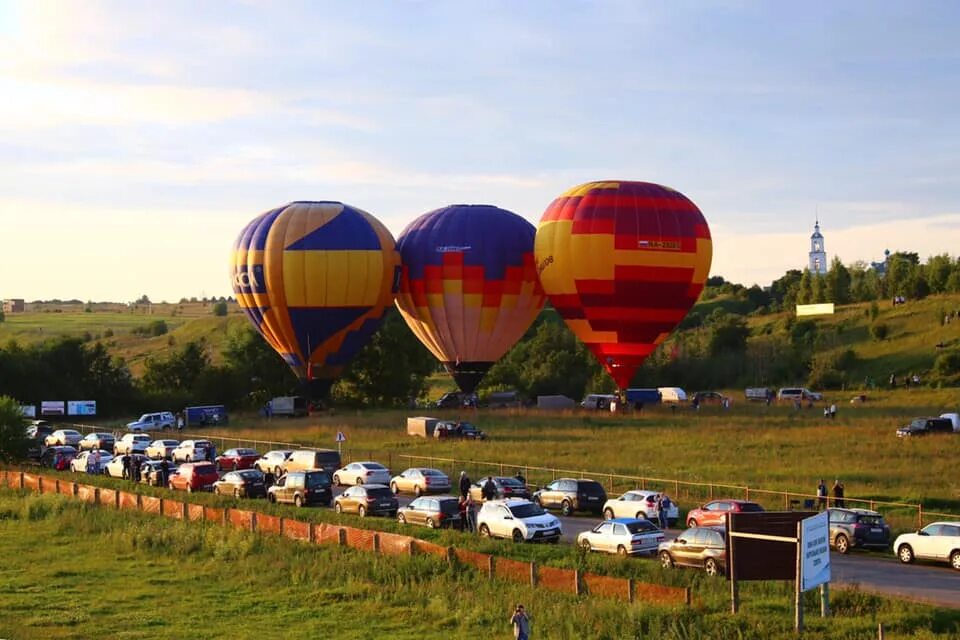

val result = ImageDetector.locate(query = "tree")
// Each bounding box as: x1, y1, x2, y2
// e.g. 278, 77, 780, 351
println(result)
135, 294, 152, 304
825, 257, 851, 304
0, 396, 29, 463
811, 271, 827, 303
796, 269, 813, 305
706, 311, 749, 356
142, 340, 212, 393
926, 254, 953, 294
212, 301, 228, 316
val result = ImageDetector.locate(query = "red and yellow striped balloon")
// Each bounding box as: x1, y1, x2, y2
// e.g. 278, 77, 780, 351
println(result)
534, 181, 712, 390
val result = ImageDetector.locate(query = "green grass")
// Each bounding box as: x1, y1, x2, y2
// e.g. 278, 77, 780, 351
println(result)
1, 490, 958, 639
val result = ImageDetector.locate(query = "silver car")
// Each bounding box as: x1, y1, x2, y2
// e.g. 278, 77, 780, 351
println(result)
389, 468, 451, 496
578, 518, 664, 556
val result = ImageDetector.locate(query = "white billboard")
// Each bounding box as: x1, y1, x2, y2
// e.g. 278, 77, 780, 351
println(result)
800, 511, 831, 591
19, 405, 36, 418
796, 303, 835, 317
40, 401, 65, 416
67, 401, 97, 416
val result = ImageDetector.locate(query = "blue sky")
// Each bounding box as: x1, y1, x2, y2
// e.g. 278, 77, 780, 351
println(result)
1, 1, 959, 301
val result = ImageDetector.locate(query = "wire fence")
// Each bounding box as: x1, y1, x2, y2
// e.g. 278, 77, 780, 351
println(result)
65, 423, 954, 531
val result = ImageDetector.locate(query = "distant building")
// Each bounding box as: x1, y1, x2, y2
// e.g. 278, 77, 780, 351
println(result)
808, 219, 827, 275
2, 299, 24, 314
871, 249, 891, 277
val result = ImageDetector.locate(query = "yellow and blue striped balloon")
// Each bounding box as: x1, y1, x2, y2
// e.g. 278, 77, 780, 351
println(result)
230, 201, 400, 398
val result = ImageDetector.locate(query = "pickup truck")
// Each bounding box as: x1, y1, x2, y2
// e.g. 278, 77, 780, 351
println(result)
433, 420, 486, 441
896, 417, 954, 438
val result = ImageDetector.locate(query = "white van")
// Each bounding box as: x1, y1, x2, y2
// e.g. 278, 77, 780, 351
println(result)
939, 413, 960, 432
657, 387, 688, 404
581, 394, 618, 410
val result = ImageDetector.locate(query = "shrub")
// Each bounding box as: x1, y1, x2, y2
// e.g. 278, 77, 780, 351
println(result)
870, 323, 889, 341
934, 350, 960, 377
212, 301, 228, 317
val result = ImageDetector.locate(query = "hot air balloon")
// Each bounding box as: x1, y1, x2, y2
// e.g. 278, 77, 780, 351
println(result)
395, 204, 546, 393
534, 181, 712, 390
230, 201, 400, 399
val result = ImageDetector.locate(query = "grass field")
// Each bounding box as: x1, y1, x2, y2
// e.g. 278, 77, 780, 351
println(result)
1, 490, 958, 639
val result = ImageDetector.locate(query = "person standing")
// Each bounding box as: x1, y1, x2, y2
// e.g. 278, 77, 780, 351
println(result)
817, 479, 827, 510
459, 471, 471, 499
92, 449, 101, 474
464, 493, 477, 533
832, 479, 845, 508
481, 476, 497, 502
510, 604, 531, 640
121, 454, 131, 480
515, 471, 526, 487
132, 456, 142, 483
656, 493, 671, 529
159, 458, 169, 487
176, 412, 185, 433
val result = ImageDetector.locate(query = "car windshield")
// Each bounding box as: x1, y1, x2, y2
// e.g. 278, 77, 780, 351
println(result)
366, 487, 393, 499
193, 464, 215, 473
237, 470, 261, 480
500, 478, 524, 488
509, 503, 545, 518
236, 449, 257, 456
740, 503, 764, 512
362, 463, 385, 470
306, 473, 331, 488
423, 469, 445, 477
626, 520, 658, 533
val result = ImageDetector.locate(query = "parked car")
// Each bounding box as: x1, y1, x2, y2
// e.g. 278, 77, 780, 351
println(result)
26, 420, 54, 441
578, 518, 664, 556
433, 420, 487, 440
254, 450, 294, 476
44, 429, 82, 448
145, 439, 180, 460
657, 387, 687, 404
103, 454, 148, 479
126, 411, 175, 433
333, 461, 391, 486
659, 526, 727, 576
78, 432, 115, 452
267, 470, 332, 507
581, 393, 618, 410
113, 433, 151, 455
215, 448, 260, 471
744, 387, 775, 403
281, 448, 342, 475
171, 440, 214, 463
435, 392, 476, 408
685, 500, 764, 528
691, 391, 729, 406
334, 484, 398, 517
469, 476, 531, 502
389, 468, 451, 496
828, 508, 891, 554
168, 462, 219, 493
777, 387, 822, 402
40, 446, 76, 470
214, 469, 267, 499
532, 478, 607, 516
140, 460, 177, 487
896, 417, 954, 438
602, 490, 679, 527
69, 450, 113, 473
397, 496, 462, 529
894, 522, 960, 570
477, 498, 562, 543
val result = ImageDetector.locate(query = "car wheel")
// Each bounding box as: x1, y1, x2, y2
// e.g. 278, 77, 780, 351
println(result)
835, 534, 850, 554
951, 551, 960, 571
560, 501, 573, 517
333, 474, 341, 486
214, 486, 221, 495
580, 539, 592, 552
215, 462, 222, 472
268, 493, 276, 504
659, 551, 674, 569
426, 517, 437, 529
186, 485, 193, 493
398, 513, 406, 525
234, 488, 241, 500
617, 545, 628, 557
294, 495, 303, 508
687, 518, 698, 528
358, 505, 366, 518
704, 558, 721, 577
532, 496, 542, 507
512, 529, 524, 543
233, 461, 239, 471
479, 524, 491, 538
334, 502, 343, 514
391, 482, 399, 495
186, 456, 192, 463
898, 544, 915, 564
603, 508, 614, 521
414, 485, 422, 497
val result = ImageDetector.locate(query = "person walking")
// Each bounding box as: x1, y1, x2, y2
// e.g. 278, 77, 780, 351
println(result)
121, 454, 131, 480
176, 412, 185, 433
510, 604, 531, 640
459, 471, 471, 499
816, 479, 827, 510
832, 479, 845, 508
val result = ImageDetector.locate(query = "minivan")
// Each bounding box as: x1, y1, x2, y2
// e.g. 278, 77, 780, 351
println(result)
282, 449, 342, 475
581, 394, 618, 410
657, 387, 688, 404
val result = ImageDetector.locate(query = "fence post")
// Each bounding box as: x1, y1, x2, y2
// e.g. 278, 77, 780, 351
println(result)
784, 492, 789, 509
251, 513, 258, 532
575, 569, 582, 596
338, 528, 347, 546
488, 555, 495, 580
685, 587, 692, 607
446, 546, 456, 566
37, 477, 43, 493
918, 504, 923, 528
745, 486, 750, 501
308, 522, 315, 544
709, 483, 714, 500
628, 578, 635, 603
17, 471, 24, 490
675, 479, 679, 496
530, 561, 537, 587
373, 533, 381, 554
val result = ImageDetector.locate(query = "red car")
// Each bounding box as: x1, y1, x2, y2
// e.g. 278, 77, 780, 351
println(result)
685, 500, 764, 528
168, 462, 219, 493
215, 448, 260, 471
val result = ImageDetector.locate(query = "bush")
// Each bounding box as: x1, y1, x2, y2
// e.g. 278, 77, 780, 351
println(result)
133, 320, 168, 337
808, 349, 858, 389
934, 350, 960, 378
870, 323, 889, 341
212, 301, 228, 317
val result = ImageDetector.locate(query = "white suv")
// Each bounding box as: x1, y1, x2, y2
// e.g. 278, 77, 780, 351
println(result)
114, 433, 151, 455
127, 412, 175, 432
172, 440, 214, 463
476, 498, 562, 543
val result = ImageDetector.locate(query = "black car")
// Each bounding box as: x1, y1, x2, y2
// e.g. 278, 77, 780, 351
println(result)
896, 417, 954, 437
828, 508, 891, 553
214, 469, 268, 499
469, 476, 531, 502
267, 470, 332, 507
533, 478, 608, 516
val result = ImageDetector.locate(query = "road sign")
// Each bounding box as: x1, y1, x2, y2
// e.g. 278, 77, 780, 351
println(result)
335, 431, 347, 442
801, 511, 831, 591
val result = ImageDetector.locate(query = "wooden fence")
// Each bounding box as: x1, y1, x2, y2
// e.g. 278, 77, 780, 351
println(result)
0, 469, 689, 607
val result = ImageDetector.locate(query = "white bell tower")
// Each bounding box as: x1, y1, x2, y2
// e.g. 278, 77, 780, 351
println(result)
809, 218, 827, 275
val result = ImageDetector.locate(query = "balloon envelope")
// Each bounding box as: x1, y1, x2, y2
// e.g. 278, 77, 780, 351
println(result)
395, 204, 545, 393
534, 181, 712, 390
230, 201, 400, 397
